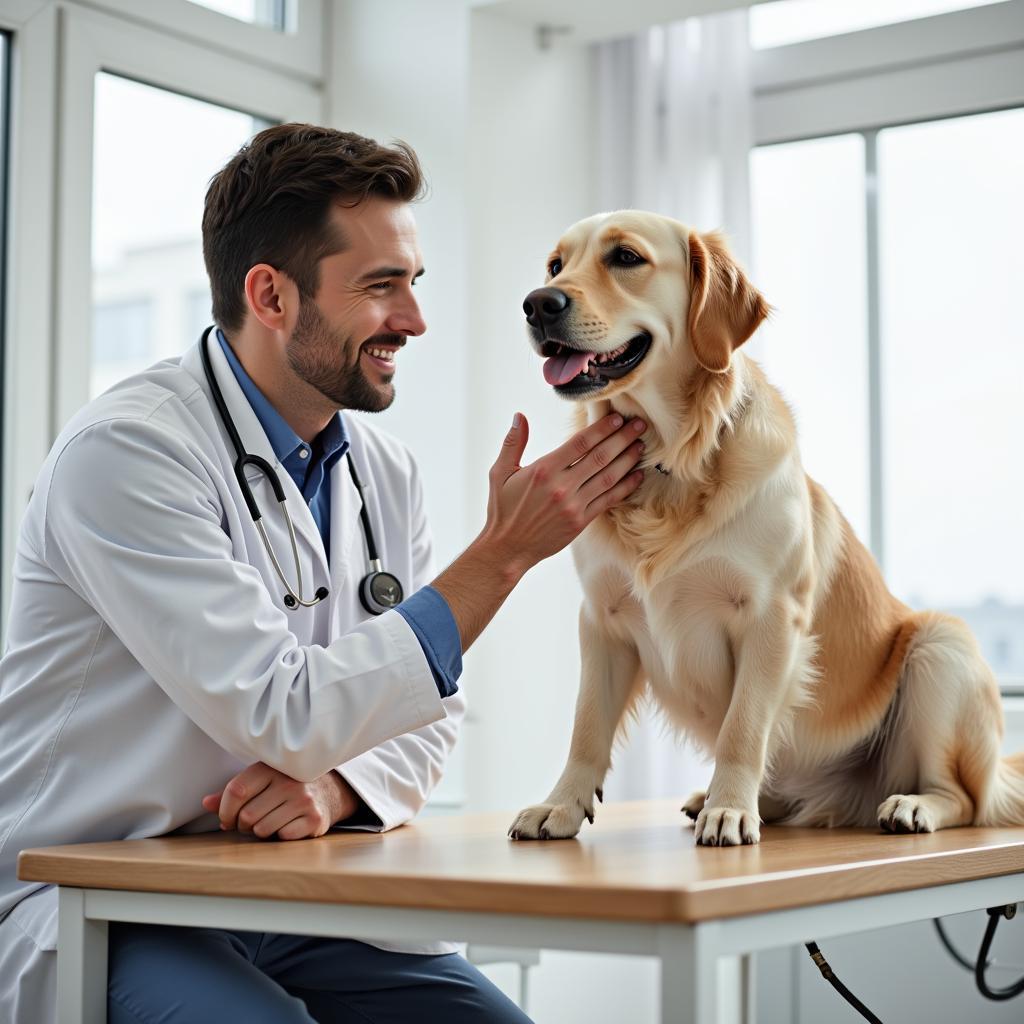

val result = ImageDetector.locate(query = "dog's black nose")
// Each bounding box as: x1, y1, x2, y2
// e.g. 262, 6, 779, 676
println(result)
523, 287, 570, 329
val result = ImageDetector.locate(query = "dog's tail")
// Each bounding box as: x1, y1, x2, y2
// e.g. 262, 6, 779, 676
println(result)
978, 751, 1024, 827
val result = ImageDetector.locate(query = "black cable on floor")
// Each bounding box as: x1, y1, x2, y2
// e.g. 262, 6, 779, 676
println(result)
805, 941, 884, 1024
933, 917, 986, 971
975, 905, 1024, 1001
808, 907, 1024, 1020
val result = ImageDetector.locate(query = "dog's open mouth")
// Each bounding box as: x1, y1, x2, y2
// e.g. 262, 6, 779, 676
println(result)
540, 332, 652, 394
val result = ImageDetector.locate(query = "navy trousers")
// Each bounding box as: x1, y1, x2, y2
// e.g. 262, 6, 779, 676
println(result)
106, 923, 534, 1023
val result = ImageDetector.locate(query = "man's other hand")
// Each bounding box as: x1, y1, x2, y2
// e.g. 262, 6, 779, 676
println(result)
201, 763, 360, 840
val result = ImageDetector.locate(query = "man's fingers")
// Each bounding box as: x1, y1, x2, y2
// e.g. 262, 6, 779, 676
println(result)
277, 816, 323, 841
251, 803, 310, 840
490, 413, 529, 484
201, 793, 221, 813
571, 419, 646, 488
578, 440, 645, 507
548, 412, 630, 469
585, 467, 645, 520
235, 789, 290, 834
217, 763, 274, 830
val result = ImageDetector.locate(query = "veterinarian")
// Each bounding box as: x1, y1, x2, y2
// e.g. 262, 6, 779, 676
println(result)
0, 123, 647, 1024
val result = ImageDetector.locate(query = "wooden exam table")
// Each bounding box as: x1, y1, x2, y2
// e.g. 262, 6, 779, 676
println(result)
19, 799, 1024, 1023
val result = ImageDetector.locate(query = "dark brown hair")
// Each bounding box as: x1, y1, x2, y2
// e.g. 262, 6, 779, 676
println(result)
202, 123, 425, 332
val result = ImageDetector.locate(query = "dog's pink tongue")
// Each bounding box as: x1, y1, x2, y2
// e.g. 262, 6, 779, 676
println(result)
543, 350, 594, 387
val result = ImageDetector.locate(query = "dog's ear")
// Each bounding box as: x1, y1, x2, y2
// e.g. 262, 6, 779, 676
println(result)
686, 230, 769, 373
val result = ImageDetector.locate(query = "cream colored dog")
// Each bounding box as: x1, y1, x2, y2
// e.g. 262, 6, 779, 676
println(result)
509, 210, 1024, 846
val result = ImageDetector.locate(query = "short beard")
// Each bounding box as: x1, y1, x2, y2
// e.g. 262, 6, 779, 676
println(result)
286, 298, 398, 413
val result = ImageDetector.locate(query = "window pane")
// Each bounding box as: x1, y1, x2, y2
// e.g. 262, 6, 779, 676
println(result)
750, 134, 870, 544
188, 0, 287, 29
92, 74, 266, 397
879, 108, 1024, 676
750, 0, 1009, 49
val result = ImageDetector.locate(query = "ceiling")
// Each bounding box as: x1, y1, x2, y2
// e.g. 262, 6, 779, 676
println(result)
469, 0, 767, 45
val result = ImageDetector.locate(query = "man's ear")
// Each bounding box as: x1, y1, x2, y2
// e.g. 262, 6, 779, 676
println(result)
686, 230, 770, 373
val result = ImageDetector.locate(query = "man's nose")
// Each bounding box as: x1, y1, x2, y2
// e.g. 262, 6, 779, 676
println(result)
388, 296, 427, 337
523, 287, 571, 330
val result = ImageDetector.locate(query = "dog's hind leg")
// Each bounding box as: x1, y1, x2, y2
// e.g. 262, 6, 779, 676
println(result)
877, 613, 999, 834
509, 608, 642, 840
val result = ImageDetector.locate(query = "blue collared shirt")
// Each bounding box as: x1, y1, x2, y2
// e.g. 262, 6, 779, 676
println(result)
216, 330, 460, 699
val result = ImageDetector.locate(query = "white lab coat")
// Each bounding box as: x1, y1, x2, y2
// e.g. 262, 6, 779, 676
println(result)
0, 336, 466, 1022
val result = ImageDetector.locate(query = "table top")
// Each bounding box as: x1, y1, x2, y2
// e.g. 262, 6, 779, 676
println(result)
18, 800, 1024, 924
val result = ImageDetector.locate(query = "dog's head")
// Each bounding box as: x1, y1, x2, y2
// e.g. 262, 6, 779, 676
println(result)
523, 211, 769, 405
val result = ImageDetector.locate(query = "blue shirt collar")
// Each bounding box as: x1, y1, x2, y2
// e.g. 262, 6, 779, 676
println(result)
216, 328, 349, 467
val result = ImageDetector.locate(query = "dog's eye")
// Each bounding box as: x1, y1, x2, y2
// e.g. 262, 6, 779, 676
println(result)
613, 247, 645, 267
548, 259, 563, 277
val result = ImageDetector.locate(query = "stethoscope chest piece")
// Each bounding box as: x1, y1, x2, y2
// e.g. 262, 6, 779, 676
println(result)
359, 564, 404, 615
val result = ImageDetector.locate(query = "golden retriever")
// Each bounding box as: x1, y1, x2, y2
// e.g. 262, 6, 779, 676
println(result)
508, 210, 1024, 846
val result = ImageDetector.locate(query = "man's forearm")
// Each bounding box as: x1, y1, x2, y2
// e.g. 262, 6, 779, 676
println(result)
431, 534, 527, 653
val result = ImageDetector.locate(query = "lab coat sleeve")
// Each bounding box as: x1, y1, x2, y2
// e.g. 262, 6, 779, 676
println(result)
335, 457, 467, 831
41, 417, 447, 783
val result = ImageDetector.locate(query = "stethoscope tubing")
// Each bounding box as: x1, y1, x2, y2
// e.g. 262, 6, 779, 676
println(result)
199, 326, 403, 614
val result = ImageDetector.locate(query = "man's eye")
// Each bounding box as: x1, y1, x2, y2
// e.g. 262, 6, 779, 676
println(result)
370, 282, 392, 291
613, 247, 644, 267
548, 259, 563, 277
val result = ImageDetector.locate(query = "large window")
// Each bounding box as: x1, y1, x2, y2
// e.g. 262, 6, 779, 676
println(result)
879, 108, 1024, 674
91, 73, 269, 396
751, 107, 1024, 686
749, 133, 870, 543
188, 0, 288, 27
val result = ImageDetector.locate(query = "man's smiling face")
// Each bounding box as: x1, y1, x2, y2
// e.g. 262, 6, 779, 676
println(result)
286, 197, 426, 413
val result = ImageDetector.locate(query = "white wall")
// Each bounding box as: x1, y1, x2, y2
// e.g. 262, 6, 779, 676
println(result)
324, 0, 473, 807
325, 0, 471, 572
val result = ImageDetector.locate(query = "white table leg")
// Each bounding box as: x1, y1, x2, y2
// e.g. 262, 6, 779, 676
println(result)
57, 887, 108, 1024
741, 953, 757, 1024
659, 924, 745, 1024
658, 925, 707, 1023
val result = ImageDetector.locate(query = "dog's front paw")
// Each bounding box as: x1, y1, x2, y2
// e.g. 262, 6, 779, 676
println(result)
878, 794, 935, 834
681, 789, 707, 821
508, 800, 592, 840
694, 805, 760, 846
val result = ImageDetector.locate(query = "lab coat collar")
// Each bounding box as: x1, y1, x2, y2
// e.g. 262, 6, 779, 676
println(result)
182, 330, 278, 471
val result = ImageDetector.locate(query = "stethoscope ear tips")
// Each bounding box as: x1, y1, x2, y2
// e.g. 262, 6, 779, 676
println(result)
282, 588, 329, 609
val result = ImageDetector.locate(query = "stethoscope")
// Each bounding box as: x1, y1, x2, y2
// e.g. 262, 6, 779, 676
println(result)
199, 326, 404, 615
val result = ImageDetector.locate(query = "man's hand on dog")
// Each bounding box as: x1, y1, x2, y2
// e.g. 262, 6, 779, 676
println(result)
482, 411, 646, 571
202, 762, 360, 840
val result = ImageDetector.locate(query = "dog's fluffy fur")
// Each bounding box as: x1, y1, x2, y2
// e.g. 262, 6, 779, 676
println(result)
510, 211, 1024, 846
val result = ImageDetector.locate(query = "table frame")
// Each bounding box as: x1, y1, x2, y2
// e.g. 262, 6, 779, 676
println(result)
56, 870, 1024, 1024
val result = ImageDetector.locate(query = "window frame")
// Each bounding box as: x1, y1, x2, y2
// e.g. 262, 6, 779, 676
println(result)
1, 0, 59, 626
69, 0, 324, 80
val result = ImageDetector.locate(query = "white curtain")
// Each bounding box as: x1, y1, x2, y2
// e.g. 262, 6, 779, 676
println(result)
592, 9, 754, 803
